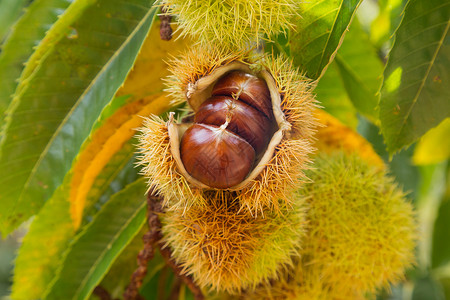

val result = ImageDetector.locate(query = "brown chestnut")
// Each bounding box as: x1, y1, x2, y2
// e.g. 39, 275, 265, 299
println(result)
211, 71, 273, 120
195, 95, 274, 156
180, 124, 255, 189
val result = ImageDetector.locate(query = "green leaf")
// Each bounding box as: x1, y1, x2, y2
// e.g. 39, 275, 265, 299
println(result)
432, 192, 450, 270
12, 109, 148, 300
68, 93, 168, 229
43, 178, 147, 300
315, 18, 384, 125
11, 178, 75, 300
0, 0, 29, 43
15, 0, 99, 97
314, 62, 358, 128
0, 0, 158, 235
0, 0, 71, 126
333, 19, 384, 120
379, 0, 450, 154
81, 147, 139, 227
97, 225, 148, 299
290, 0, 362, 80
335, 56, 378, 120
370, 0, 407, 47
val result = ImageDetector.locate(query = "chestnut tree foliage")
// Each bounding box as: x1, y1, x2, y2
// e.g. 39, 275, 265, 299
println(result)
0, 0, 448, 299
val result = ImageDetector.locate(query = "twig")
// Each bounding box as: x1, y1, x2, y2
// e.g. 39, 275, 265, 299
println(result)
159, 5, 173, 40
93, 285, 115, 300
123, 192, 162, 300
124, 190, 205, 300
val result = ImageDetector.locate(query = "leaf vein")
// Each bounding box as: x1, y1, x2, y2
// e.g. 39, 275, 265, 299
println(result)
398, 20, 450, 136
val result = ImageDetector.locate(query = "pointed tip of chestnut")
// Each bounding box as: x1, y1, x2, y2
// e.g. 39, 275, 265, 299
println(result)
180, 124, 255, 189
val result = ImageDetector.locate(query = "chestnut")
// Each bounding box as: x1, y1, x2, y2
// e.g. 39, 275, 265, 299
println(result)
211, 71, 274, 120
180, 70, 276, 189
195, 95, 274, 156
180, 124, 255, 189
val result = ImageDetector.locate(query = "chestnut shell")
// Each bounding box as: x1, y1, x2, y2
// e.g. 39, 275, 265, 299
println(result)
180, 124, 255, 189
169, 61, 288, 191
195, 95, 274, 156
212, 71, 274, 120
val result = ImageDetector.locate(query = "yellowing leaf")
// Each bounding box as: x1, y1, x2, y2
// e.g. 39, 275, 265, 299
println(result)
0, 0, 158, 235
413, 118, 450, 165
315, 109, 385, 169
68, 26, 190, 228
12, 182, 75, 300
117, 23, 190, 101
70, 94, 170, 229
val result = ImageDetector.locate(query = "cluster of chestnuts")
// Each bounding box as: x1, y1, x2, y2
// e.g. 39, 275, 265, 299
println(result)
180, 71, 276, 189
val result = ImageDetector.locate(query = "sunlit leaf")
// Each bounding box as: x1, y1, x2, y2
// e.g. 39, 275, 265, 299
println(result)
413, 118, 450, 165
290, 0, 362, 79
0, 0, 71, 125
333, 19, 384, 120
115, 23, 190, 103
69, 93, 169, 229
43, 178, 147, 300
315, 62, 358, 128
0, 0, 158, 235
370, 0, 407, 47
80, 145, 139, 222
315, 18, 384, 125
379, 0, 450, 154
67, 20, 189, 229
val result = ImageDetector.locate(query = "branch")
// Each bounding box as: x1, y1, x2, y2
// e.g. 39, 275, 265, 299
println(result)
159, 5, 173, 40
123, 192, 162, 300
93, 286, 117, 300
124, 190, 204, 300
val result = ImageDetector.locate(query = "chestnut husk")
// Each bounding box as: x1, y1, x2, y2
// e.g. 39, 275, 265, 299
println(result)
167, 61, 290, 190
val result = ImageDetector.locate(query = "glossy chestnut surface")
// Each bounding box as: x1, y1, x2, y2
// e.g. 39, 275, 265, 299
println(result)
211, 71, 273, 120
195, 95, 274, 156
180, 124, 255, 189
180, 70, 276, 189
